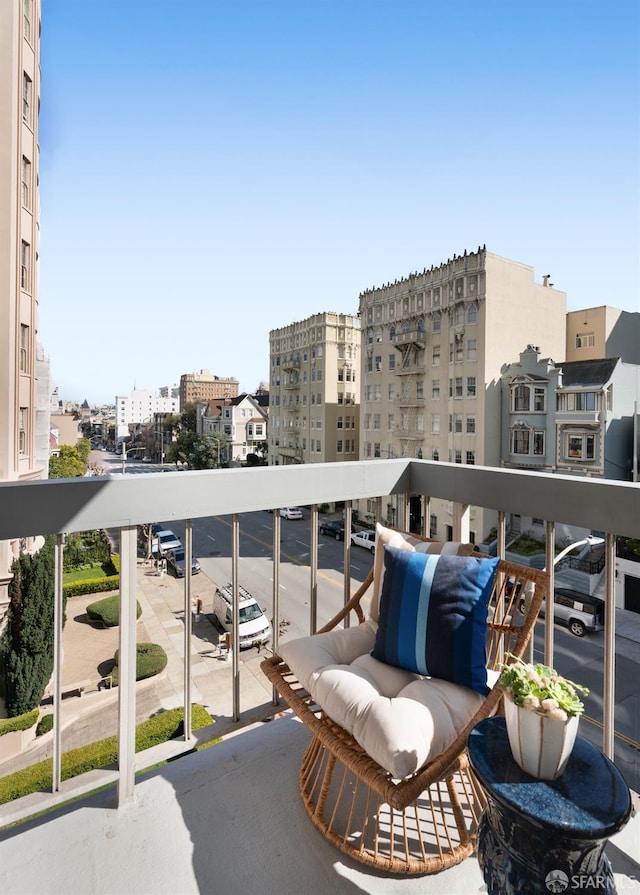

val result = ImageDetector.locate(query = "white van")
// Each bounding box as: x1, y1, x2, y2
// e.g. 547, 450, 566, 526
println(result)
212, 584, 272, 649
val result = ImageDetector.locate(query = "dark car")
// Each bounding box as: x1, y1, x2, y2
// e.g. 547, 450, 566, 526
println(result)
319, 520, 345, 540
166, 547, 201, 578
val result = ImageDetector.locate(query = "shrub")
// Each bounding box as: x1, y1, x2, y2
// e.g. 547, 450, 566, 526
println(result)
0, 705, 214, 805
64, 576, 119, 599
111, 643, 168, 686
0, 709, 39, 737
85, 594, 141, 627
36, 713, 54, 736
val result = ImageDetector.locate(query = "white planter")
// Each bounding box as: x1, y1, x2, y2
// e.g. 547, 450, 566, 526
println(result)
504, 697, 579, 780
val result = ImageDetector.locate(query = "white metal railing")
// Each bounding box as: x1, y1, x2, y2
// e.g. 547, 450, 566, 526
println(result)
0, 460, 638, 818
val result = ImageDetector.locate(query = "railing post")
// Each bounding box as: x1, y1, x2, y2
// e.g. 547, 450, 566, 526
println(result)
310, 504, 318, 634
183, 519, 193, 741
52, 534, 65, 793
452, 502, 470, 541
117, 525, 138, 806
544, 521, 556, 669
271, 510, 281, 705
603, 533, 616, 759
231, 514, 240, 722
343, 501, 352, 627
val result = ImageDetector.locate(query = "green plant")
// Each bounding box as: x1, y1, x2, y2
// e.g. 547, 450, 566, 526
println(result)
36, 713, 54, 736
0, 709, 39, 737
498, 656, 589, 720
111, 643, 167, 686
0, 705, 214, 806
85, 595, 141, 627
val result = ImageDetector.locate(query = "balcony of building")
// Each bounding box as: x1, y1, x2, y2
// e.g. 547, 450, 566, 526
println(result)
0, 461, 638, 894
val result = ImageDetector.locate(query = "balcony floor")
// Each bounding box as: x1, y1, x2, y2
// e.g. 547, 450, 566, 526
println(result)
1, 711, 639, 895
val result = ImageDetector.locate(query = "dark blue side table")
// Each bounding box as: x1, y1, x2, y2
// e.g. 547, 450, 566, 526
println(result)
468, 717, 632, 895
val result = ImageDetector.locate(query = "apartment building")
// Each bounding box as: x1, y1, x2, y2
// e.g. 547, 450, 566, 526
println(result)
357, 248, 566, 541
566, 306, 640, 365
269, 313, 360, 466
115, 389, 180, 441
0, 0, 42, 609
179, 370, 239, 410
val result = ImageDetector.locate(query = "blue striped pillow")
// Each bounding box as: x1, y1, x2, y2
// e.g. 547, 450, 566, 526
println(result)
371, 547, 501, 695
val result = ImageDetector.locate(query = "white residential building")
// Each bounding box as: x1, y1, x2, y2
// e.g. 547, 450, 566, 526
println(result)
199, 394, 268, 466
115, 389, 179, 441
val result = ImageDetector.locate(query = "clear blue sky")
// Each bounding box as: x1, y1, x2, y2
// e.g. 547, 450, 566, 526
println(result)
38, 0, 640, 405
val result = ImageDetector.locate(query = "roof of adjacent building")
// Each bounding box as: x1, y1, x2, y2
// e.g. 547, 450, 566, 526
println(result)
559, 357, 619, 387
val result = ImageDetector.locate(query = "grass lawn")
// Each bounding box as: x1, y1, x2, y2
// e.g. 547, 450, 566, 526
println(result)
64, 564, 110, 585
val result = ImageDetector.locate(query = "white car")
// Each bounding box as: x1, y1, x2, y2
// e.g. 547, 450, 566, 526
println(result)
280, 506, 303, 520
152, 530, 182, 556
350, 529, 376, 551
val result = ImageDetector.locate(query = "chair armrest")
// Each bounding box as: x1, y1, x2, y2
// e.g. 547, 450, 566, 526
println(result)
317, 570, 373, 633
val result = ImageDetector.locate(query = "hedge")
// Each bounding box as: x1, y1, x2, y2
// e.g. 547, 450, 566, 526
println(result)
0, 705, 213, 806
36, 714, 54, 737
63, 577, 119, 599
111, 643, 167, 686
85, 594, 141, 627
0, 709, 39, 737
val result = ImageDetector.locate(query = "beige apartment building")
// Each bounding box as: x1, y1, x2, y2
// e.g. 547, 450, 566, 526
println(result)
0, 0, 42, 609
269, 313, 360, 465
179, 370, 239, 410
358, 248, 566, 542
566, 305, 640, 365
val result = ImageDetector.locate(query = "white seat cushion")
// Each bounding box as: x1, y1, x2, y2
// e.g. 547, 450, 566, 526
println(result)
278, 623, 497, 780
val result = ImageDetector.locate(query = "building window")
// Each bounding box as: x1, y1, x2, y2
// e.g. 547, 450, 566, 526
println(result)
454, 413, 463, 433
534, 431, 545, 454
565, 432, 596, 460
22, 156, 31, 209
388, 413, 394, 430
367, 328, 374, 344
467, 303, 478, 324
337, 440, 343, 453
389, 325, 396, 341
576, 332, 595, 348
466, 451, 475, 465
19, 407, 28, 454
511, 428, 530, 454
373, 414, 381, 430
374, 443, 381, 458
416, 413, 424, 432
513, 384, 530, 412
23, 73, 32, 125
337, 416, 343, 429
431, 413, 440, 434
432, 312, 441, 333
432, 379, 440, 399
367, 355, 373, 373
575, 392, 596, 411
21, 241, 31, 291
20, 324, 29, 372
455, 377, 463, 397
466, 339, 477, 361
534, 387, 546, 412
416, 381, 424, 400
388, 354, 395, 371
388, 383, 395, 400
467, 376, 476, 397
432, 345, 440, 366
374, 384, 382, 401
24, 0, 32, 40
430, 514, 438, 538
466, 415, 475, 434
375, 329, 382, 343
432, 449, 439, 461
455, 450, 462, 463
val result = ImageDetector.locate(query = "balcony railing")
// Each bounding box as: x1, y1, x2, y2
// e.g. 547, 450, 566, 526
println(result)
0, 459, 638, 827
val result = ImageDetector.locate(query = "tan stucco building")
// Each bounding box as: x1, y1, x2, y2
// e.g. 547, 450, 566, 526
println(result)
179, 370, 239, 410
566, 306, 640, 365
269, 313, 360, 465
358, 248, 567, 541
0, 0, 43, 608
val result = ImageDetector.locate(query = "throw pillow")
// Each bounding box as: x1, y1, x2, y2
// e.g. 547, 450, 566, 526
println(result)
370, 523, 475, 621
371, 546, 501, 695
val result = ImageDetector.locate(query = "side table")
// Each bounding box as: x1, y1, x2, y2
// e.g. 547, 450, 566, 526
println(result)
468, 717, 632, 895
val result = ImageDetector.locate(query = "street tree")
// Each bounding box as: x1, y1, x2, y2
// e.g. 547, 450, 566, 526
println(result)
49, 444, 87, 479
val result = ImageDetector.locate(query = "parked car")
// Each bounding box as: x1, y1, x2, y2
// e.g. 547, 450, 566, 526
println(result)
519, 587, 605, 637
350, 529, 376, 551
319, 520, 345, 540
213, 584, 272, 649
152, 530, 182, 556
166, 547, 201, 578
280, 506, 303, 520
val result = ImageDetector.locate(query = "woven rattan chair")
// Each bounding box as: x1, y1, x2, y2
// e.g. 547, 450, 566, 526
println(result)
261, 538, 547, 875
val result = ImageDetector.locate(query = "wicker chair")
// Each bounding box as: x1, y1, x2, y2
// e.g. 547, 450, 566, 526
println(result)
261, 535, 548, 875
